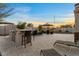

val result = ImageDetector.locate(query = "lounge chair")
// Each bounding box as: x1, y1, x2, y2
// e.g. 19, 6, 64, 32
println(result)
40, 41, 69, 56
0, 52, 2, 56
40, 40, 79, 56
54, 42, 79, 56
54, 40, 79, 56
40, 48, 61, 56
53, 40, 75, 46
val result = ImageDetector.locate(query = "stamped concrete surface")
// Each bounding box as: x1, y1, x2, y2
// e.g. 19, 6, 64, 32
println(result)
0, 33, 74, 56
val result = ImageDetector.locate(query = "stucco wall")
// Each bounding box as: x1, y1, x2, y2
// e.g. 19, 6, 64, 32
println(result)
0, 24, 16, 35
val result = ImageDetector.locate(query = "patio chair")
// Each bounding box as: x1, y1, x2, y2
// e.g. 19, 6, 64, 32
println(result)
53, 40, 75, 46
0, 52, 2, 56
40, 40, 79, 56
40, 41, 69, 56
40, 48, 61, 56
10, 30, 16, 42
40, 43, 75, 56
40, 39, 79, 56
32, 30, 37, 35
54, 42, 79, 56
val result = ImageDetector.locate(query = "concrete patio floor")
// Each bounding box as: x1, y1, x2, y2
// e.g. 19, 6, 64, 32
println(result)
0, 33, 74, 56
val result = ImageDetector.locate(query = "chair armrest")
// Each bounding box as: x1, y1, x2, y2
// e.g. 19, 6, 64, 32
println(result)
53, 40, 75, 46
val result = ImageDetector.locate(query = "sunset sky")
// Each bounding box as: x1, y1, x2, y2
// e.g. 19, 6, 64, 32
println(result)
5, 3, 75, 27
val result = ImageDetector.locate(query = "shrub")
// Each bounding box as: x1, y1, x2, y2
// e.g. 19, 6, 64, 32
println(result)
16, 22, 26, 29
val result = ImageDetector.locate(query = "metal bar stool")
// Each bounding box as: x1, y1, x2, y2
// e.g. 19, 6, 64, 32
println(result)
21, 31, 32, 48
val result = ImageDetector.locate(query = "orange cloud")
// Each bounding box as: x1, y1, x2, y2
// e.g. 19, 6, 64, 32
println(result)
64, 19, 75, 24
27, 18, 75, 27
54, 19, 75, 27
63, 19, 75, 28
27, 21, 46, 27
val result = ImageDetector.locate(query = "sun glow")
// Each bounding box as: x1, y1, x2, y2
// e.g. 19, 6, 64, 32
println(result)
28, 19, 75, 28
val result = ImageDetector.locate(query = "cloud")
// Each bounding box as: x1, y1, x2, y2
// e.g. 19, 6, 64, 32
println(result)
5, 7, 75, 27
64, 19, 75, 24
5, 6, 31, 22
14, 7, 31, 14
26, 21, 46, 27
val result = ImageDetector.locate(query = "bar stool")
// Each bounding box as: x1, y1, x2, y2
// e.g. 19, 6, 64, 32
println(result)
21, 31, 32, 48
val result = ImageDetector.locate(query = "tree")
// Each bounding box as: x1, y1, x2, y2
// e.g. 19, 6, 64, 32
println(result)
60, 24, 72, 28
38, 25, 42, 31
0, 3, 14, 21
16, 22, 26, 29
27, 23, 33, 27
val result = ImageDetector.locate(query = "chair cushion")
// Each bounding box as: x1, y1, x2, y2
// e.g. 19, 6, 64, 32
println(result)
40, 49, 61, 56
54, 40, 75, 46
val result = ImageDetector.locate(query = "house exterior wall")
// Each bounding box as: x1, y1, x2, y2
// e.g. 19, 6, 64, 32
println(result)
75, 12, 79, 32
0, 24, 16, 35
74, 4, 79, 32
0, 25, 6, 35
74, 4, 79, 43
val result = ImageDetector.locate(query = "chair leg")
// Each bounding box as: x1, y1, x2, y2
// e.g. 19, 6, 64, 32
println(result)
40, 50, 43, 56
24, 37, 27, 48
30, 42, 32, 46
0, 52, 2, 56
24, 44, 26, 48
21, 35, 24, 45
33, 36, 35, 40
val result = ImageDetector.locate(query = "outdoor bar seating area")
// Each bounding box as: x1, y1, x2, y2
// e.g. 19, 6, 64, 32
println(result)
0, 30, 75, 56
10, 29, 35, 48
0, 3, 79, 56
